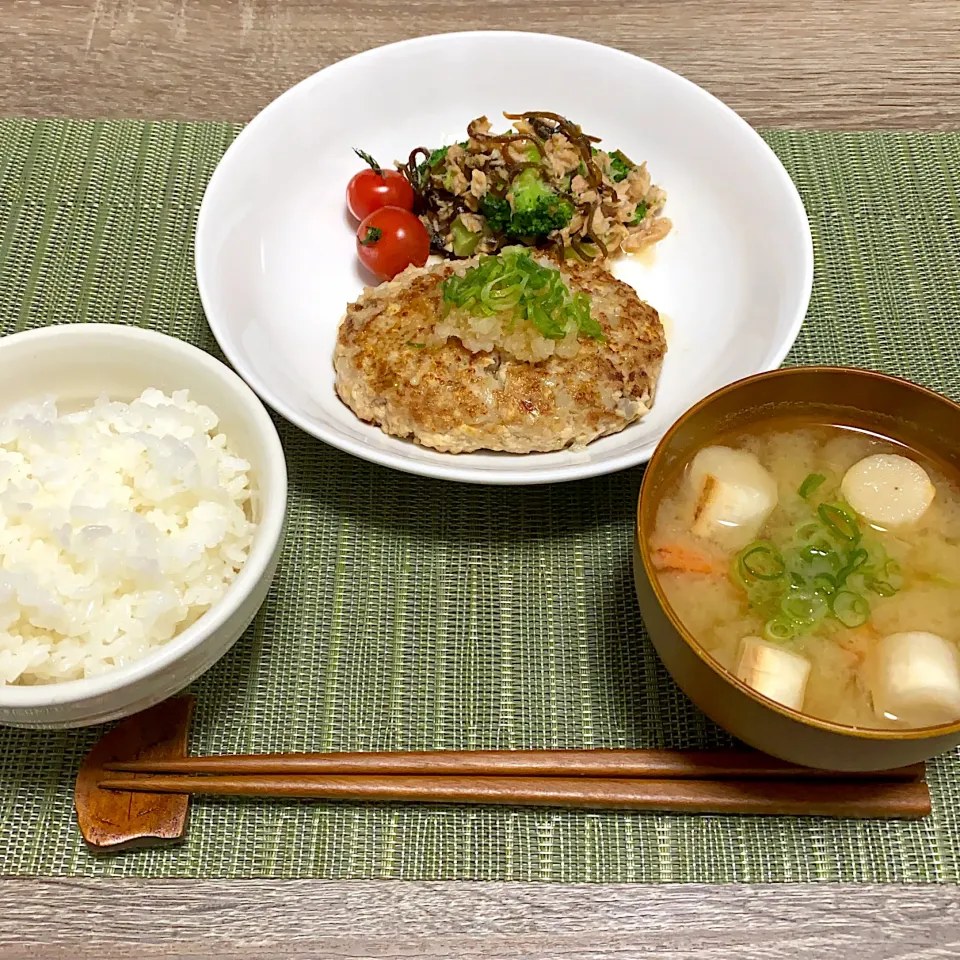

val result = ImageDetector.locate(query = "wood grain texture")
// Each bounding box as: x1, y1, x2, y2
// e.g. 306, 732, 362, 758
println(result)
98, 747, 930, 780
1, 0, 959, 128
75, 696, 194, 853
4, 879, 960, 958
95, 773, 935, 817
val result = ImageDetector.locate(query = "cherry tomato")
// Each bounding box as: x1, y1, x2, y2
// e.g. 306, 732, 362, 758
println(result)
346, 156, 415, 222
356, 207, 431, 281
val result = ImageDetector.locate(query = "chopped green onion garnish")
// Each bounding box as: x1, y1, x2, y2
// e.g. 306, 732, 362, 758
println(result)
440, 248, 604, 343
818, 502, 861, 542
765, 616, 797, 642
798, 473, 826, 499
795, 541, 834, 565
812, 572, 838, 596
731, 486, 903, 639
745, 580, 783, 613
865, 577, 897, 597
738, 542, 786, 581
859, 540, 887, 576
865, 557, 904, 597
885, 559, 904, 591
830, 590, 869, 628
795, 521, 821, 542
835, 547, 868, 586
781, 589, 829, 624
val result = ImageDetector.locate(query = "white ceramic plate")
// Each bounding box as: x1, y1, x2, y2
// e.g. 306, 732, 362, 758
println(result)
196, 31, 813, 485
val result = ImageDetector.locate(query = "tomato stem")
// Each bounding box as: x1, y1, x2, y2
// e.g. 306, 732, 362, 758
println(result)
354, 148, 383, 177
359, 226, 382, 246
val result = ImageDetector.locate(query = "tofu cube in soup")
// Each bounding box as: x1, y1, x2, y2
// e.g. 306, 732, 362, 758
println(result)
870, 631, 960, 727
736, 636, 811, 711
687, 446, 779, 550
841, 454, 935, 528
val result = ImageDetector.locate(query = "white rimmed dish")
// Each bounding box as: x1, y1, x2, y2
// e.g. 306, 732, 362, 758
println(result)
196, 31, 813, 485
0, 324, 287, 729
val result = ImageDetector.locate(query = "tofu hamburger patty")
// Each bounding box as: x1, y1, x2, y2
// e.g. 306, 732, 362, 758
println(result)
333, 253, 666, 454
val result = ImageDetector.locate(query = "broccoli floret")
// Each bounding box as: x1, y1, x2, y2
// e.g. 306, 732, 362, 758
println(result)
450, 216, 481, 257
420, 141, 472, 176
608, 150, 633, 183
479, 169, 573, 240
592, 145, 634, 182
508, 170, 574, 238
416, 142, 471, 185
480, 194, 512, 233
425, 146, 449, 168
415, 146, 451, 184
628, 201, 649, 225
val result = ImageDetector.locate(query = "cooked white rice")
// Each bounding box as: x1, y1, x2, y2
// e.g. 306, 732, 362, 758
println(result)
0, 388, 256, 685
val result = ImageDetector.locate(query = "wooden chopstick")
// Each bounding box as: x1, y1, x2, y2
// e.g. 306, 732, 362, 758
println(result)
102, 748, 926, 782
96, 773, 932, 818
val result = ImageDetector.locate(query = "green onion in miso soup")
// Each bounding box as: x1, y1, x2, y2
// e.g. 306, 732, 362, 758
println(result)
649, 424, 960, 729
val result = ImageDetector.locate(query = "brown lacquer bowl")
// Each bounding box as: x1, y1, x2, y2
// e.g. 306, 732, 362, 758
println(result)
634, 367, 960, 770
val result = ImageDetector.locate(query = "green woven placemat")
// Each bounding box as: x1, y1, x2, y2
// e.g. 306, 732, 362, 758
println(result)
1, 119, 959, 882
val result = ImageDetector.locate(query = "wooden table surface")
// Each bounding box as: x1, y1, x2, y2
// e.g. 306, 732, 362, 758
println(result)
4, 1, 960, 957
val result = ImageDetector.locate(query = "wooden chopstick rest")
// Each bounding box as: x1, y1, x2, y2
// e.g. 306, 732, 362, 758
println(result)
75, 695, 195, 853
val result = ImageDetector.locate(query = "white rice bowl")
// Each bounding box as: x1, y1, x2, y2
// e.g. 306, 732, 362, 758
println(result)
0, 388, 256, 685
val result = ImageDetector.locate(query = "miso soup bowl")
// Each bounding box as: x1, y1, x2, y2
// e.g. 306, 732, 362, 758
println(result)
634, 366, 960, 771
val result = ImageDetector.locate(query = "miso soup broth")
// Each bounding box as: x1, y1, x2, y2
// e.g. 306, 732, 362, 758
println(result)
649, 421, 960, 730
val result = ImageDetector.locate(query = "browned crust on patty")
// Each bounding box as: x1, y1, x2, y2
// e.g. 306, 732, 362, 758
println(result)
334, 256, 666, 454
